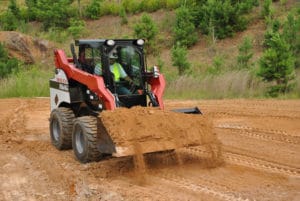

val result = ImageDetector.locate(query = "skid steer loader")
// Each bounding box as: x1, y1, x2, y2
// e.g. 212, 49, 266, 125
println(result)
49, 39, 203, 163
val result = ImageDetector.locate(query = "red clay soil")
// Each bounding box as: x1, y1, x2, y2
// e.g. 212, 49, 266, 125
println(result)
100, 107, 218, 154
0, 98, 299, 201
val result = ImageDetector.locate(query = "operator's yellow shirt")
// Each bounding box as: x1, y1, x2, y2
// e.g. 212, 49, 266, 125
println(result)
94, 63, 127, 82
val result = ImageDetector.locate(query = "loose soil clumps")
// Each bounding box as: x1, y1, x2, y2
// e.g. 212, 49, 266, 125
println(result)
99, 106, 218, 154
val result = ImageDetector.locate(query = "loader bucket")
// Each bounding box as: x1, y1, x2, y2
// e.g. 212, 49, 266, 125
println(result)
97, 106, 214, 158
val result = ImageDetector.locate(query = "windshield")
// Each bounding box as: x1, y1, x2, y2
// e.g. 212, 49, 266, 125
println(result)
109, 46, 143, 85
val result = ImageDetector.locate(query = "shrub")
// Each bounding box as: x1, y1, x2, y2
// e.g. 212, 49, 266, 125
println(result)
261, 0, 273, 19
67, 19, 85, 39
119, 6, 128, 25
237, 37, 253, 69
0, 43, 19, 78
30, 0, 76, 30
8, 0, 21, 18
122, 0, 141, 14
140, 0, 162, 12
0, 11, 18, 31
0, 0, 22, 31
166, 0, 180, 10
173, 7, 198, 47
263, 19, 280, 48
192, 0, 248, 39
134, 14, 158, 54
208, 55, 223, 75
171, 44, 190, 75
101, 1, 121, 15
85, 0, 102, 19
25, 0, 38, 20
238, 0, 259, 13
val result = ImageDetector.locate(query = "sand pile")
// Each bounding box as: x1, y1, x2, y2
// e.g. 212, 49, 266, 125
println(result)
99, 106, 218, 155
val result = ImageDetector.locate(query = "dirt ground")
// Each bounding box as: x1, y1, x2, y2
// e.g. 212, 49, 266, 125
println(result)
0, 98, 299, 201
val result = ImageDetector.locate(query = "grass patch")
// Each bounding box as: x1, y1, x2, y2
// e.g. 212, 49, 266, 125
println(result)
165, 70, 266, 99
0, 66, 52, 98
0, 67, 298, 99
165, 69, 300, 99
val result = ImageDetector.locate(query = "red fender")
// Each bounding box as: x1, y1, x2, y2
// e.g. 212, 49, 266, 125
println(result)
54, 49, 116, 110
148, 74, 165, 110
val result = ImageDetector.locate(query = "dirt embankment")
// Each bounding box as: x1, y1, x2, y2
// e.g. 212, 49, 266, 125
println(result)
0, 31, 53, 65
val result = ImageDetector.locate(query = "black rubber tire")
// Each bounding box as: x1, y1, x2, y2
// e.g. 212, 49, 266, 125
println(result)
72, 116, 103, 163
49, 107, 75, 150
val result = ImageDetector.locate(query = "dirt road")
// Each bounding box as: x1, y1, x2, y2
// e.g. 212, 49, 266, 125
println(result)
0, 98, 299, 201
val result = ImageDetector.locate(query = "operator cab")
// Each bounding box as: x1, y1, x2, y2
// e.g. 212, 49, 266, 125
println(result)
72, 39, 150, 109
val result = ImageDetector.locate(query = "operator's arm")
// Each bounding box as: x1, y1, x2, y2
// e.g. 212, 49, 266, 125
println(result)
124, 76, 133, 84
118, 64, 133, 84
94, 63, 102, 75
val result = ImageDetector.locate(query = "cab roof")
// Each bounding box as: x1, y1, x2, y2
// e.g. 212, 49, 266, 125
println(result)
75, 39, 143, 48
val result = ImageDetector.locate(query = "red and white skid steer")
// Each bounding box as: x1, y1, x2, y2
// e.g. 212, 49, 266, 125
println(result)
49, 39, 201, 163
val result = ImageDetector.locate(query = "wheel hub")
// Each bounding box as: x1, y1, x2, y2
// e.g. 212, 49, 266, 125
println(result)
52, 119, 60, 142
75, 126, 85, 154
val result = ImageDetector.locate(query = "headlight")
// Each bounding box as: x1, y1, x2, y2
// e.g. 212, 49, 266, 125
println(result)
136, 39, 144, 46
106, 40, 115, 46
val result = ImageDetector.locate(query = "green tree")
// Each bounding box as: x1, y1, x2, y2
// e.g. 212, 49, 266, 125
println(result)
173, 7, 198, 47
8, 0, 20, 18
0, 11, 18, 31
282, 12, 300, 67
0, 0, 21, 31
192, 0, 248, 39
238, 0, 259, 13
33, 0, 75, 30
171, 44, 190, 75
85, 0, 102, 19
77, 0, 82, 17
261, 0, 273, 19
237, 37, 253, 69
25, 0, 38, 20
134, 14, 158, 54
258, 33, 295, 96
119, 6, 128, 25
67, 19, 85, 39
263, 19, 280, 48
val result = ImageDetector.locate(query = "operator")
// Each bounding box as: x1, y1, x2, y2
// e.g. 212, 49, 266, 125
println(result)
94, 53, 133, 95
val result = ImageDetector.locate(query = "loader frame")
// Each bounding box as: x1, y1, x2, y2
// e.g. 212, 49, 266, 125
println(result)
51, 39, 165, 116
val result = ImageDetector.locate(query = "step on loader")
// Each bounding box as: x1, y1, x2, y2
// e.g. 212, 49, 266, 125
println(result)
49, 39, 208, 163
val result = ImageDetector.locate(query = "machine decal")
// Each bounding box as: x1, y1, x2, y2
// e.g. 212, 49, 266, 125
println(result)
49, 80, 69, 92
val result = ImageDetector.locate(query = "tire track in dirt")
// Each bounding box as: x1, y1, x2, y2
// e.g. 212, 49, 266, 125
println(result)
199, 100, 300, 111
216, 125, 300, 144
74, 156, 189, 201
167, 100, 300, 120
208, 110, 300, 120
199, 102, 300, 119
184, 146, 300, 178
223, 150, 300, 177
0, 100, 28, 143
149, 170, 251, 201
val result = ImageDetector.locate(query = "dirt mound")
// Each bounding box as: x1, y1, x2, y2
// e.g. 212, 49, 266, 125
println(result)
99, 107, 218, 155
0, 31, 52, 64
